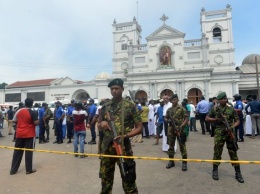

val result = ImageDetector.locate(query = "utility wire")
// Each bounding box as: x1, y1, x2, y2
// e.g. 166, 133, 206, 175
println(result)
0, 61, 113, 69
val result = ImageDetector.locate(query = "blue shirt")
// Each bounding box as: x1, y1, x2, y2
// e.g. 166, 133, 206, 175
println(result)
157, 106, 164, 124
67, 106, 75, 117
196, 100, 210, 114
38, 107, 45, 120
88, 104, 97, 116
7, 109, 14, 120
234, 100, 243, 110
245, 100, 260, 114
55, 106, 64, 120
208, 102, 214, 111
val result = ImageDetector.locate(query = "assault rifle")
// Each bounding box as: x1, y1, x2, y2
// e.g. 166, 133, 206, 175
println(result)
219, 111, 239, 151
168, 114, 183, 146
106, 111, 126, 177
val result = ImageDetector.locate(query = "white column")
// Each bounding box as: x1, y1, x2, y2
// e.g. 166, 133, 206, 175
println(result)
181, 80, 185, 100
154, 81, 158, 99
232, 80, 237, 95
204, 79, 209, 100
95, 87, 98, 98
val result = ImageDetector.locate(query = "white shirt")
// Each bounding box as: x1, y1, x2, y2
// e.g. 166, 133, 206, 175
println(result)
148, 104, 155, 120
154, 103, 160, 113
95, 105, 102, 115
163, 102, 172, 116
189, 104, 196, 118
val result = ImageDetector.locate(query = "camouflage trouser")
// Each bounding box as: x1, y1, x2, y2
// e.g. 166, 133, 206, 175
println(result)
167, 127, 187, 159
99, 143, 138, 194
213, 128, 239, 166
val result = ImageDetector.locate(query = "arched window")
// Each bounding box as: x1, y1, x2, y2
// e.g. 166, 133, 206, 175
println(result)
213, 27, 222, 42
135, 90, 148, 101
160, 89, 173, 98
121, 36, 128, 50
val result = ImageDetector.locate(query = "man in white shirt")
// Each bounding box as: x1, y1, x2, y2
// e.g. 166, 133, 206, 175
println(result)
148, 100, 155, 136
163, 95, 172, 136
189, 101, 197, 132
162, 95, 172, 152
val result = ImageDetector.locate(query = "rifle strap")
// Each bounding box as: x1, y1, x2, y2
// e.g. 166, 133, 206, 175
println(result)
121, 99, 125, 149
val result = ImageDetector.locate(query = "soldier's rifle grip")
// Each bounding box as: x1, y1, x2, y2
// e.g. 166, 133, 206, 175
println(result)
106, 111, 126, 177
219, 111, 239, 151
169, 115, 183, 145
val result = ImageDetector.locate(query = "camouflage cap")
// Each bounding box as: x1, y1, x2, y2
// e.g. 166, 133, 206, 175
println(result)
108, 78, 124, 87
217, 92, 227, 100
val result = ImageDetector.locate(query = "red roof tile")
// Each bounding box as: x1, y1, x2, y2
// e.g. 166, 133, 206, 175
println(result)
6, 78, 57, 88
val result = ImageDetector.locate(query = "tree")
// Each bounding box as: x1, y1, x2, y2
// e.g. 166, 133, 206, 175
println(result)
0, 82, 8, 89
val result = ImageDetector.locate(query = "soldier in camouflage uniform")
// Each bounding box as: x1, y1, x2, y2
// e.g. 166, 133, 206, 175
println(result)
98, 78, 143, 194
43, 103, 52, 141
165, 94, 188, 171
206, 92, 244, 183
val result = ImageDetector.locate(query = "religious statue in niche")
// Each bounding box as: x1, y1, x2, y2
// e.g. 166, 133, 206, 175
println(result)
159, 46, 171, 66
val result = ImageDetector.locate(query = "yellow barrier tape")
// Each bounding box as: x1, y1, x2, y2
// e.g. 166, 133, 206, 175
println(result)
1, 145, 260, 164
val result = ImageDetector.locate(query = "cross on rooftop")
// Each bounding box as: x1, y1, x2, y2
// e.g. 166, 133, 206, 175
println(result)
160, 14, 169, 25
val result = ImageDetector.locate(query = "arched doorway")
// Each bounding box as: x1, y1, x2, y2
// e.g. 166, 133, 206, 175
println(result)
72, 89, 90, 102
135, 90, 148, 101
187, 88, 202, 105
160, 89, 174, 98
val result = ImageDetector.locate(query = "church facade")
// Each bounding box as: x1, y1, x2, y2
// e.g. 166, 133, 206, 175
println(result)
0, 5, 258, 105
112, 4, 240, 104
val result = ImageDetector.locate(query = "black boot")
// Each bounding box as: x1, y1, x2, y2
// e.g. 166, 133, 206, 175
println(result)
88, 139, 96, 145
234, 166, 244, 183
39, 136, 44, 144
43, 136, 49, 143
67, 138, 72, 144
212, 164, 219, 180
182, 161, 187, 171
166, 155, 175, 169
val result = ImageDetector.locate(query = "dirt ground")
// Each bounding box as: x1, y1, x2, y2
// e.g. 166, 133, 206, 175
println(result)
0, 121, 260, 194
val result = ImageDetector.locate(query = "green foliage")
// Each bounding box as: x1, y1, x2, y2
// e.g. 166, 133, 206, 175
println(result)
0, 82, 8, 89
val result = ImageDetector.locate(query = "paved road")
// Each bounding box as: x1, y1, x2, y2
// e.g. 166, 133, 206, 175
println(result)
0, 121, 260, 194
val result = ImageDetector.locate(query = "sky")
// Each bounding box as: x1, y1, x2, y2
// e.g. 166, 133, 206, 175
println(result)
0, 0, 259, 84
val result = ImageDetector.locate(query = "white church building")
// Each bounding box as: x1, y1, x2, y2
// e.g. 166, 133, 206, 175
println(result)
0, 4, 258, 106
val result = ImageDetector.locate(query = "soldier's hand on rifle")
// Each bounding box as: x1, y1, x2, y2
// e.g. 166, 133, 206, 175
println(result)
227, 126, 233, 131
99, 121, 110, 130
114, 134, 129, 142
215, 118, 222, 123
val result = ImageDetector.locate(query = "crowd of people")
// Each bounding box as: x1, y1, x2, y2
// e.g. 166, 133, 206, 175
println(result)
1, 78, 260, 193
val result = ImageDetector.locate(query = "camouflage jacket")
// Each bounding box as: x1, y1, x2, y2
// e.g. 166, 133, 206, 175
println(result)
100, 99, 142, 137
44, 108, 52, 119
165, 105, 188, 127
207, 105, 239, 129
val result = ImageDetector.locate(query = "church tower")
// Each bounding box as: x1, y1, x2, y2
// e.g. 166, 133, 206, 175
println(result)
112, 17, 142, 76
200, 4, 235, 70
